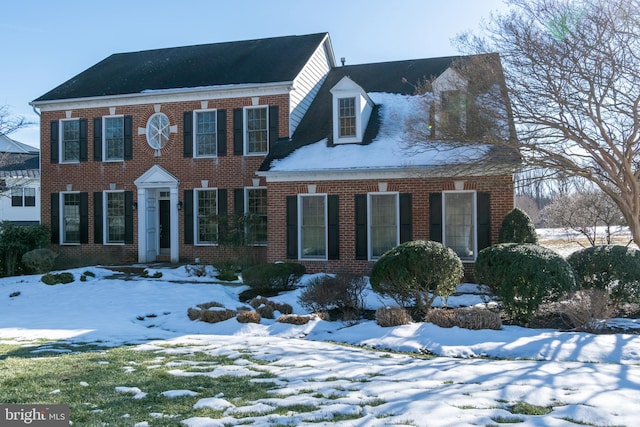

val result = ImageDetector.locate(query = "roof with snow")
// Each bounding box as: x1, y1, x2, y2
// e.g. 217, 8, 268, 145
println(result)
261, 54, 519, 175
0, 134, 40, 177
33, 33, 331, 102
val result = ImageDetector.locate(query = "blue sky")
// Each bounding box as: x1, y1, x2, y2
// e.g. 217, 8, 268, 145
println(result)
2, 0, 508, 147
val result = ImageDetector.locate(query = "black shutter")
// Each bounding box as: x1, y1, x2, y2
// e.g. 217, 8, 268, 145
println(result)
50, 121, 59, 164
217, 189, 228, 243
79, 192, 89, 243
123, 116, 133, 160
50, 193, 60, 243
184, 190, 194, 244
429, 193, 443, 243
94, 192, 103, 244
79, 119, 88, 162
477, 192, 491, 251
286, 195, 298, 259
328, 195, 339, 260
93, 118, 102, 161
233, 108, 243, 155
355, 194, 368, 260
124, 191, 134, 244
217, 109, 227, 156
234, 188, 244, 215
183, 111, 193, 158
268, 105, 278, 148
399, 193, 412, 243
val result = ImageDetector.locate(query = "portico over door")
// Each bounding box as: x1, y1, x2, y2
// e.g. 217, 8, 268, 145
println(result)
134, 165, 180, 263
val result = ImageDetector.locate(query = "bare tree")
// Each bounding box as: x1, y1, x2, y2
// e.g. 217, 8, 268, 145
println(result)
0, 105, 31, 136
456, 0, 640, 246
542, 190, 627, 246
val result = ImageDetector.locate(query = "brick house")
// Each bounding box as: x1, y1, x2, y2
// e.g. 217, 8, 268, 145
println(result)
31, 33, 518, 275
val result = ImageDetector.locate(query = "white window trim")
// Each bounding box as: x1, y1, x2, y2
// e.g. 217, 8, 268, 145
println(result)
442, 190, 478, 262
60, 191, 81, 245
103, 190, 125, 245
244, 106, 269, 156
298, 193, 328, 261
194, 187, 218, 246
333, 95, 362, 144
102, 115, 125, 162
367, 192, 400, 261
245, 186, 267, 247
60, 118, 81, 164
193, 108, 218, 158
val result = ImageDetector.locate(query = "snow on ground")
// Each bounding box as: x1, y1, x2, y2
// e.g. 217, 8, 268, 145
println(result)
1, 260, 640, 426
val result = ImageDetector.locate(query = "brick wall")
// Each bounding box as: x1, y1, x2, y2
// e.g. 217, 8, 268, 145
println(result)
266, 176, 514, 276
40, 95, 288, 265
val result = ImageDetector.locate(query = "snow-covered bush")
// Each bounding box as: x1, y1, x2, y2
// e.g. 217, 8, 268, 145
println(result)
498, 208, 538, 244
567, 245, 640, 307
369, 240, 463, 317
474, 243, 576, 324
188, 301, 237, 323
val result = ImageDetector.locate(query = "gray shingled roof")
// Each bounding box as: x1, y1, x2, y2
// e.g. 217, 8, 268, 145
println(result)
33, 33, 329, 102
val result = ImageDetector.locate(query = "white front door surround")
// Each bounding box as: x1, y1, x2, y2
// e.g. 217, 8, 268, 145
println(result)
134, 165, 180, 263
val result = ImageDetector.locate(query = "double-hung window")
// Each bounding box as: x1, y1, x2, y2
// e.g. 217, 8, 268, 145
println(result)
196, 189, 218, 244
246, 188, 267, 245
194, 109, 217, 157
338, 97, 356, 138
11, 188, 36, 207
105, 191, 125, 243
369, 193, 399, 259
62, 193, 81, 244
104, 116, 124, 161
245, 106, 268, 155
443, 191, 477, 261
61, 119, 80, 162
299, 194, 327, 260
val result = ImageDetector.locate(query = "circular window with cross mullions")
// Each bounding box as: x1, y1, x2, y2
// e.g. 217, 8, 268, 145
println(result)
145, 112, 171, 150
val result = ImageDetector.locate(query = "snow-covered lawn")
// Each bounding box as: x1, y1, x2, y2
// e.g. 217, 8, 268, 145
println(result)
1, 264, 639, 426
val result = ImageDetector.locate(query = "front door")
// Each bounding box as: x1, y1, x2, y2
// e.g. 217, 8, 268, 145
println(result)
159, 199, 170, 254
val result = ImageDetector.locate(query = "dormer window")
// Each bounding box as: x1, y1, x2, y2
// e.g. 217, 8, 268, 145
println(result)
330, 77, 374, 144
338, 97, 356, 138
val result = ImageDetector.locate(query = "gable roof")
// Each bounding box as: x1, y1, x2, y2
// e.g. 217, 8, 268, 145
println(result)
33, 33, 331, 102
0, 133, 39, 154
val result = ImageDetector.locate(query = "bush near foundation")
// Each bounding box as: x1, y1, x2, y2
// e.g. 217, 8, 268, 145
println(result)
498, 208, 538, 244
567, 245, 640, 307
298, 273, 367, 321
240, 262, 306, 300
369, 240, 463, 318
474, 243, 577, 324
22, 248, 58, 274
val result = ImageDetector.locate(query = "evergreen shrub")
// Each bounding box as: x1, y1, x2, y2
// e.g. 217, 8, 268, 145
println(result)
474, 243, 576, 323
41, 272, 74, 285
567, 245, 640, 306
369, 240, 463, 317
498, 208, 538, 244
22, 248, 58, 274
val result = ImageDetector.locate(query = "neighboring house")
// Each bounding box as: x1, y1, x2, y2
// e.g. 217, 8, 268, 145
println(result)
31, 33, 518, 274
0, 133, 40, 226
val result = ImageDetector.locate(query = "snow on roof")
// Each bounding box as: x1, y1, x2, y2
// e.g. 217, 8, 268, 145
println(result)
269, 92, 490, 172
0, 133, 39, 154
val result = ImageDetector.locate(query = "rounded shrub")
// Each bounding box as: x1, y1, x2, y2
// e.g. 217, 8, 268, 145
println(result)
498, 208, 538, 244
369, 240, 463, 317
375, 306, 412, 327
567, 245, 640, 307
474, 243, 576, 324
22, 248, 58, 274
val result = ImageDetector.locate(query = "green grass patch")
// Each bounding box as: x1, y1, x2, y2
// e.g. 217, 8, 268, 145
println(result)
0, 345, 278, 426
509, 401, 553, 416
